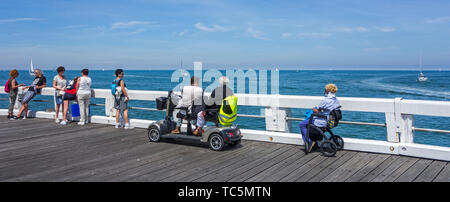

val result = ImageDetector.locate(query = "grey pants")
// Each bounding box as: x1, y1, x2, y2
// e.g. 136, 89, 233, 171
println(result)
77, 93, 91, 123
8, 94, 17, 113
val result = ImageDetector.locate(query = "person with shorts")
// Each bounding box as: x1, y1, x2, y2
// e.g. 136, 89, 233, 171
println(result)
60, 76, 78, 125
113, 69, 131, 129
53, 66, 67, 123
14, 69, 46, 120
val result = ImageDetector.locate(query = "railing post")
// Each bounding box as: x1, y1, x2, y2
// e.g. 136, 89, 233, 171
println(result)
105, 96, 116, 117
263, 107, 292, 133
385, 112, 399, 142
400, 114, 414, 143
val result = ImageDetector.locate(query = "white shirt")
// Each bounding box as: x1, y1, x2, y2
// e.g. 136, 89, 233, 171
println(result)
77, 76, 92, 95
179, 85, 203, 107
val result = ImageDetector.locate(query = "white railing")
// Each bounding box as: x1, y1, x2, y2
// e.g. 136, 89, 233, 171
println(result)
1, 87, 450, 161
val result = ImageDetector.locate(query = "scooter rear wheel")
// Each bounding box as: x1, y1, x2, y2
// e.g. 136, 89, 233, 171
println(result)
331, 135, 344, 150
209, 133, 225, 151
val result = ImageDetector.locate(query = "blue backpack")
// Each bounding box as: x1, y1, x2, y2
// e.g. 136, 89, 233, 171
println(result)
111, 79, 121, 96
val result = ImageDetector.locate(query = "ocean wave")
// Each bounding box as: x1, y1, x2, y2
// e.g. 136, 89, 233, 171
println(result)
361, 76, 450, 99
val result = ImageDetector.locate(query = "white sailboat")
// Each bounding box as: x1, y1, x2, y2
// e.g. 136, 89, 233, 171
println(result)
417, 55, 428, 82
29, 58, 35, 76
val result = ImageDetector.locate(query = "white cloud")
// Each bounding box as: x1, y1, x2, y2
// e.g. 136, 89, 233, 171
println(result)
247, 27, 270, 40
335, 26, 369, 33
0, 18, 41, 23
194, 23, 230, 32
62, 24, 89, 29
296, 32, 331, 38
111, 21, 152, 29
375, 26, 396, 32
281, 32, 292, 38
425, 16, 450, 23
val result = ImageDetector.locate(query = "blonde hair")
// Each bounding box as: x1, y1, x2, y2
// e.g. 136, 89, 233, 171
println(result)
9, 69, 18, 77
325, 84, 338, 93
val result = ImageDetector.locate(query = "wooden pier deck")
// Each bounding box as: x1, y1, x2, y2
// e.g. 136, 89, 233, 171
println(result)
0, 117, 449, 182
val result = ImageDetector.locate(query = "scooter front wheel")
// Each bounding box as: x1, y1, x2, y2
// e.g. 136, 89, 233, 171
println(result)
148, 126, 161, 142
320, 140, 337, 157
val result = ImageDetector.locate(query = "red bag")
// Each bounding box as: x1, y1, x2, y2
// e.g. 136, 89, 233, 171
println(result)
4, 78, 11, 93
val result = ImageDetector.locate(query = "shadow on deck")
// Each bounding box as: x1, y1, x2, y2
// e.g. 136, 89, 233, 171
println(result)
0, 117, 449, 182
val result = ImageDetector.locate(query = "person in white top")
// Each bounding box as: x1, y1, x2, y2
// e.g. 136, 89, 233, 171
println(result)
171, 76, 204, 134
76, 69, 92, 125
53, 66, 67, 123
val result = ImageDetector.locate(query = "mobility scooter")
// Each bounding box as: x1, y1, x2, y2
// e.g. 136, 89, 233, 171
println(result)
147, 91, 242, 151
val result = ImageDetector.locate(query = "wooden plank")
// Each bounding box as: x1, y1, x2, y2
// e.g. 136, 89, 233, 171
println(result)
246, 147, 307, 182
322, 152, 379, 182
359, 155, 400, 182
414, 161, 447, 182
213, 144, 292, 182
345, 154, 390, 182
137, 141, 268, 182
162, 141, 261, 182
307, 151, 358, 182
295, 150, 348, 182
381, 157, 419, 182
370, 156, 416, 182
281, 153, 328, 182
192, 143, 286, 182
1, 127, 145, 181
227, 145, 301, 182
434, 162, 450, 182
21, 130, 149, 181
395, 159, 433, 182
262, 151, 321, 182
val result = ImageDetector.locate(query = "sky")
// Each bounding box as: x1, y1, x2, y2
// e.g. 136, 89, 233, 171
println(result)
0, 0, 450, 70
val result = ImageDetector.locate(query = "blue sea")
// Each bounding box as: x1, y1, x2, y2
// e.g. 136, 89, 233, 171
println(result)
1, 70, 450, 147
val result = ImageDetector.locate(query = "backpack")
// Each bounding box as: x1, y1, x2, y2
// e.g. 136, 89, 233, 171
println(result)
328, 107, 342, 128
4, 78, 11, 93
65, 77, 78, 95
111, 79, 122, 96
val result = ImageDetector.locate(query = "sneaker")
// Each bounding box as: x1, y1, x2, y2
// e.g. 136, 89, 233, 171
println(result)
22, 116, 27, 120
77, 121, 85, 125
115, 123, 120, 129
55, 119, 60, 123
124, 124, 134, 129
7, 115, 12, 119
10, 116, 18, 121
60, 120, 67, 125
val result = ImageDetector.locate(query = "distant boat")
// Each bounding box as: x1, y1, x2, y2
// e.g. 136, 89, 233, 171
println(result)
29, 58, 35, 76
417, 55, 428, 82
102, 68, 105, 71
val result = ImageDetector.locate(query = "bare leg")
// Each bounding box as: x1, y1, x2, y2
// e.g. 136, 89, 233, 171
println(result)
123, 109, 129, 124
55, 104, 60, 119
63, 100, 69, 121
16, 104, 26, 118
115, 109, 120, 124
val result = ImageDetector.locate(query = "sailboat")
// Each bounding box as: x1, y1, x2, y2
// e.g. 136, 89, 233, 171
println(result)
417, 55, 428, 82
29, 58, 35, 76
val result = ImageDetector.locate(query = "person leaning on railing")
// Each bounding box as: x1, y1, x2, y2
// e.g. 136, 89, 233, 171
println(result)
7, 69, 25, 120
13, 69, 46, 120
113, 69, 132, 129
299, 84, 340, 150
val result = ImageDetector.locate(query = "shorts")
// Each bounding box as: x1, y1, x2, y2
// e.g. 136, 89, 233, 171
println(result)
114, 96, 128, 110
55, 92, 63, 104
22, 90, 36, 104
63, 93, 77, 101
